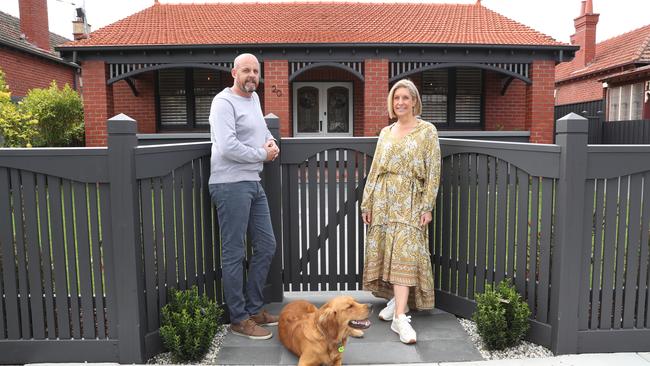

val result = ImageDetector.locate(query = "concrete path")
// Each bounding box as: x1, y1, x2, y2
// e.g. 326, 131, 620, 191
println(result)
215, 291, 483, 365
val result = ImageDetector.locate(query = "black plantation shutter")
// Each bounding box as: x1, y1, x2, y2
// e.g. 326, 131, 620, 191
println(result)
158, 69, 187, 126
455, 68, 482, 125
421, 69, 448, 124
193, 69, 221, 126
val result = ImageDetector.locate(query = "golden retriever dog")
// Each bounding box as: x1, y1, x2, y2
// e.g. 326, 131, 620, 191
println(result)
279, 296, 372, 366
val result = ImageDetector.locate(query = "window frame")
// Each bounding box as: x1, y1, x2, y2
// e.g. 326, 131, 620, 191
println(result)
419, 67, 484, 130
607, 82, 645, 121
155, 68, 220, 132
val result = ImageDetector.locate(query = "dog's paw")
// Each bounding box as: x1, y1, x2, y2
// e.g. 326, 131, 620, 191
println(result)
350, 329, 364, 338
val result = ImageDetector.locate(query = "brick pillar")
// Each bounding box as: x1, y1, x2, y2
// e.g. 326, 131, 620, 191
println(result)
263, 60, 290, 136
82, 60, 114, 146
526, 60, 555, 143
363, 59, 389, 136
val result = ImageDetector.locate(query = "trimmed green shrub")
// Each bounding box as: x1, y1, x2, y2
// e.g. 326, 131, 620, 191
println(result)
0, 69, 39, 147
159, 286, 223, 363
20, 81, 84, 146
473, 279, 531, 350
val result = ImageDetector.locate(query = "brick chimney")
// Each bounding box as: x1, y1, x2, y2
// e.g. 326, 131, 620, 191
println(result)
572, 0, 599, 66
72, 8, 90, 41
18, 0, 51, 51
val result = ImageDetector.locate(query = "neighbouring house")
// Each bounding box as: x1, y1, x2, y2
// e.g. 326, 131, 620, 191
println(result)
555, 0, 650, 123
0, 0, 78, 101
56, 1, 578, 146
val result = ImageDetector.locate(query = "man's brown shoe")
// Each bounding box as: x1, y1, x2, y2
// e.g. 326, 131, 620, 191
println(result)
250, 309, 279, 326
230, 318, 272, 340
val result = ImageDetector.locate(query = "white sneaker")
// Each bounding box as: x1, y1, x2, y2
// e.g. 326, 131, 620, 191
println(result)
378, 297, 409, 321
391, 314, 417, 344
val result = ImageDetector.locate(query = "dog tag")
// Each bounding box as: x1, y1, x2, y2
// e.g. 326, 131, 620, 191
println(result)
338, 345, 345, 353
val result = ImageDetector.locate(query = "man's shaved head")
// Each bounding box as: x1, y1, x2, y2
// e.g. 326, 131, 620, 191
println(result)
234, 53, 259, 69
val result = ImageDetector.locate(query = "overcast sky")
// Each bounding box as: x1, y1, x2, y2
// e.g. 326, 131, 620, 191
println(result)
0, 0, 648, 44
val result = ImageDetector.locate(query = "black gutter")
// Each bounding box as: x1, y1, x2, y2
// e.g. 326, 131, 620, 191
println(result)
57, 42, 579, 53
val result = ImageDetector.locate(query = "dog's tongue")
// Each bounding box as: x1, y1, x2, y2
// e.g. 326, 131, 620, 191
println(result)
349, 319, 372, 329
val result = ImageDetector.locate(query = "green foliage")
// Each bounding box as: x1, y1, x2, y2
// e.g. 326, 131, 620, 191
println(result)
0, 69, 39, 147
473, 279, 531, 350
159, 286, 223, 363
20, 80, 84, 146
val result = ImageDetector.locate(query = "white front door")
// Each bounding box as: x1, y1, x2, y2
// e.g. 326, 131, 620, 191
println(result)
293, 82, 353, 137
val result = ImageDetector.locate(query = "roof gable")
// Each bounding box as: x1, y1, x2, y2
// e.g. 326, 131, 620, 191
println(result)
62, 2, 566, 48
556, 23, 650, 82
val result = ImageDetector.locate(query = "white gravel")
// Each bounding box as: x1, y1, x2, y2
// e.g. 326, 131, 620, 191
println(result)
458, 317, 554, 360
147, 325, 228, 365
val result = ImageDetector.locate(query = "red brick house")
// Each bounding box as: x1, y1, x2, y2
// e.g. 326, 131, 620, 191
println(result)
56, 1, 577, 146
0, 0, 78, 100
555, 0, 650, 122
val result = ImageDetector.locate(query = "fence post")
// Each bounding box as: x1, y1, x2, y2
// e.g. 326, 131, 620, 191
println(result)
107, 114, 147, 363
550, 113, 588, 354
263, 114, 284, 302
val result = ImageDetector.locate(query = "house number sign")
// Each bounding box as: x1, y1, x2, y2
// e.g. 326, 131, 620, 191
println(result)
271, 85, 283, 97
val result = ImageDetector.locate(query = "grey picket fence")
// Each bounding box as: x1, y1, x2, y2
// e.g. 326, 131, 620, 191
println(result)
0, 113, 649, 364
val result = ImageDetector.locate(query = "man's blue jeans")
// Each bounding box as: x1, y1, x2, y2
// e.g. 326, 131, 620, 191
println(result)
209, 181, 276, 324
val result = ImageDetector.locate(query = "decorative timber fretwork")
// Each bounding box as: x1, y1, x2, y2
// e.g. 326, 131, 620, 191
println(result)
389, 62, 531, 84
289, 61, 364, 81
107, 62, 234, 85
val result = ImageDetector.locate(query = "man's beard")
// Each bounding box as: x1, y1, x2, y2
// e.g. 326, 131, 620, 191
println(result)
239, 78, 257, 93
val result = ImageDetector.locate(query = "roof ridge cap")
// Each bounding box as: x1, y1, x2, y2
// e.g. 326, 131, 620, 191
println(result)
635, 31, 650, 61
157, 1, 476, 4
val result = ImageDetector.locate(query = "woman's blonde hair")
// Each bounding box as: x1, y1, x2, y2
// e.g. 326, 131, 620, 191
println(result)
387, 79, 422, 119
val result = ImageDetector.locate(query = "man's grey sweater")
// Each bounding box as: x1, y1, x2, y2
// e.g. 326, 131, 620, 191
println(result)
209, 88, 273, 184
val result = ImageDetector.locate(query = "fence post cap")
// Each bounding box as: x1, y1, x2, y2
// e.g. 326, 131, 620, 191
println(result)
264, 113, 279, 128
108, 113, 136, 122
108, 113, 137, 135
556, 113, 588, 134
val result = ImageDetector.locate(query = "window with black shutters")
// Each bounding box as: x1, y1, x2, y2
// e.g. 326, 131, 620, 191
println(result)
158, 69, 187, 127
421, 69, 448, 124
156, 68, 221, 130
420, 68, 483, 129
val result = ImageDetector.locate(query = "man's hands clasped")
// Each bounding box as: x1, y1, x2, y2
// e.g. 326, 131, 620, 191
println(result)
264, 140, 280, 161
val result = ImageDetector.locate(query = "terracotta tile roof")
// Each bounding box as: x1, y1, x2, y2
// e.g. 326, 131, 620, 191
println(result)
0, 10, 72, 64
61, 2, 566, 48
556, 24, 650, 82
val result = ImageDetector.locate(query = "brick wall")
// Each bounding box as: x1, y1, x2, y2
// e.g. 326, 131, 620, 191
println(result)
81, 60, 113, 147
112, 73, 156, 133
0, 48, 75, 97
555, 77, 604, 105
484, 71, 527, 131
263, 60, 290, 136
292, 67, 364, 136
363, 59, 389, 136
526, 60, 556, 143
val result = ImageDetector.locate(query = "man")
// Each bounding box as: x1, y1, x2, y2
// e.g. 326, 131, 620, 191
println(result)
208, 53, 280, 340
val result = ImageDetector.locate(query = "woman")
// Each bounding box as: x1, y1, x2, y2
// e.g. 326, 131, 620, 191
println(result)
361, 79, 441, 344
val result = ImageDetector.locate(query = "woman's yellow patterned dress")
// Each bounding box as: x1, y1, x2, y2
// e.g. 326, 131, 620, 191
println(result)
361, 120, 441, 310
